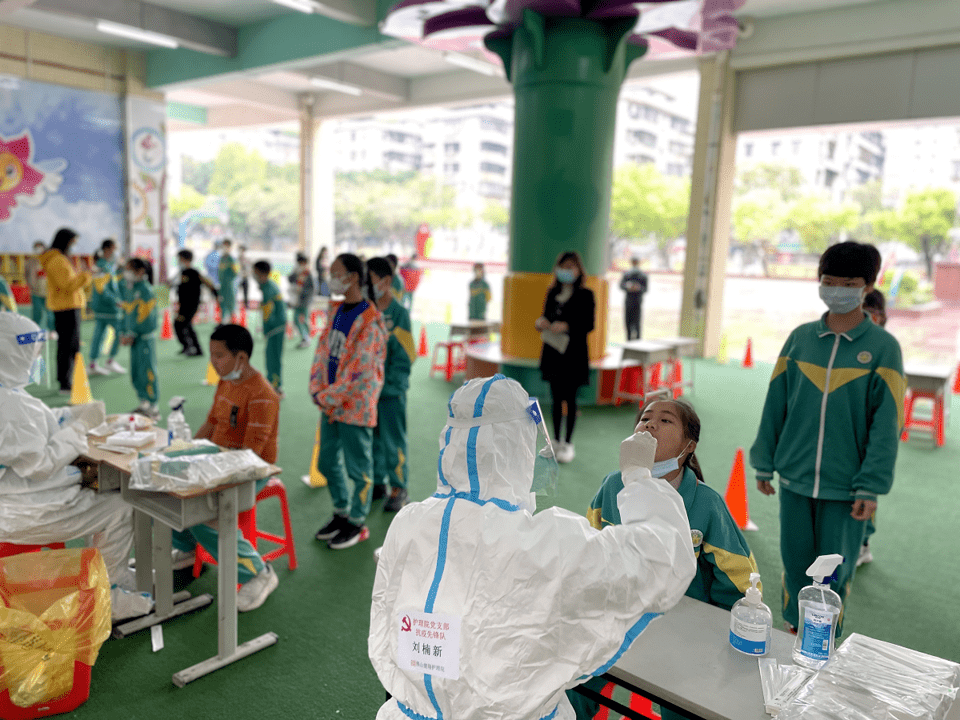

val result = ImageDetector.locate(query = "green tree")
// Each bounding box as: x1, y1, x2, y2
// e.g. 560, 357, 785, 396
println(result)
168, 185, 207, 223
480, 200, 509, 231
208, 143, 268, 198
783, 194, 859, 253
181, 157, 213, 194
736, 162, 804, 201
610, 164, 690, 267
873, 188, 958, 278
731, 190, 784, 276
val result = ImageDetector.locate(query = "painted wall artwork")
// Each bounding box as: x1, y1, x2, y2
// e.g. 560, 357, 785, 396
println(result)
0, 75, 125, 254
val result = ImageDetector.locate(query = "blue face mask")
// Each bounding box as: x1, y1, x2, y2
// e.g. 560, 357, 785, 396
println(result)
651, 441, 692, 478
556, 269, 576, 284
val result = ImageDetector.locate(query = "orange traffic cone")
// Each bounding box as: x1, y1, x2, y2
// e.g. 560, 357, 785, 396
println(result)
725, 448, 758, 531
301, 422, 328, 488
70, 353, 93, 405
953, 361, 960, 394
742, 338, 754, 368
202, 361, 219, 387
418, 326, 429, 357
160, 309, 173, 340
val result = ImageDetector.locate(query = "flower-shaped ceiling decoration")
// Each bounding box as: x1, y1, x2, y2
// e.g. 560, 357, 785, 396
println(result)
382, 0, 746, 61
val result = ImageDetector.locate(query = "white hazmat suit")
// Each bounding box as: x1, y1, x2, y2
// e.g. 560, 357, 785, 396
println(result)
0, 314, 138, 592
369, 375, 697, 720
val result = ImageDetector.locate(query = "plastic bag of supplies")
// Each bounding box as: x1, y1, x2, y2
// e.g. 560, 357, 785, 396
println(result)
779, 633, 960, 720
129, 440, 271, 493
0, 549, 110, 710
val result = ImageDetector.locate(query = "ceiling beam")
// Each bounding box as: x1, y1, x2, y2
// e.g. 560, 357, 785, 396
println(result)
310, 61, 410, 101
309, 0, 377, 27
732, 0, 960, 69
196, 79, 301, 113
31, 0, 237, 56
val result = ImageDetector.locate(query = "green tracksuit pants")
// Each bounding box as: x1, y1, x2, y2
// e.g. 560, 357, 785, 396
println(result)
319, 417, 373, 525
31, 296, 52, 330
373, 394, 407, 490
294, 306, 310, 342
172, 478, 268, 584
130, 335, 158, 403
90, 316, 121, 362
219, 289, 236, 323
265, 327, 284, 391
780, 486, 866, 634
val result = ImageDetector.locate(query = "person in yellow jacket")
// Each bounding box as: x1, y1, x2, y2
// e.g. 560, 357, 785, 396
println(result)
39, 228, 91, 395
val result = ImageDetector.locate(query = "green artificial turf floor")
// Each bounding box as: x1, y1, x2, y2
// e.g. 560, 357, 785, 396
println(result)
22, 318, 960, 719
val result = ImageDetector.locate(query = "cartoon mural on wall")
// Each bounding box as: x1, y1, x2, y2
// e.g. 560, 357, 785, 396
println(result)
126, 98, 168, 279
0, 76, 125, 253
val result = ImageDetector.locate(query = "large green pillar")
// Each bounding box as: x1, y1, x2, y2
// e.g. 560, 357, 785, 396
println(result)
486, 12, 644, 370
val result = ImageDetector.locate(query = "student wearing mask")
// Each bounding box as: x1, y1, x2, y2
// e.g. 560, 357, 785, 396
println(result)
217, 239, 240, 324
572, 397, 758, 720
172, 249, 218, 357
288, 253, 314, 349
88, 238, 125, 376
367, 257, 415, 513
120, 258, 160, 420
534, 251, 595, 463
252, 261, 287, 394
751, 241, 904, 634
311, 254, 386, 549
39, 228, 91, 395
468, 262, 492, 321
25, 241, 53, 332
172, 324, 281, 611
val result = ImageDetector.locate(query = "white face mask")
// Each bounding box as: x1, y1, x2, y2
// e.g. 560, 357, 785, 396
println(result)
819, 285, 864, 314
328, 275, 349, 296
123, 269, 137, 284
651, 441, 693, 479
222, 358, 243, 382
373, 280, 386, 300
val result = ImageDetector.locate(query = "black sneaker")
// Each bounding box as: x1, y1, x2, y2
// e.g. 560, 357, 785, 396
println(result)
384, 488, 408, 513
315, 514, 348, 541
372, 484, 388, 501
328, 523, 370, 550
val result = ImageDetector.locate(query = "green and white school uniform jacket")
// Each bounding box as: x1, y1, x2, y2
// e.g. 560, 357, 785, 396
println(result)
588, 467, 758, 611
750, 313, 905, 503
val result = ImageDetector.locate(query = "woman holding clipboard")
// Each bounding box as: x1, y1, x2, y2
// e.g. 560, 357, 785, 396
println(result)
535, 250, 595, 464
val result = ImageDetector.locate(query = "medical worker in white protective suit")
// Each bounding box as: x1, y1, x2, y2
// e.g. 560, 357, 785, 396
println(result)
369, 374, 697, 720
0, 314, 152, 621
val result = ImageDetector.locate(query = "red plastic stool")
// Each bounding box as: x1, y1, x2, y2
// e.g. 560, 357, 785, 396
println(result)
900, 389, 946, 447
193, 478, 298, 578
592, 681, 660, 720
0, 542, 66, 558
430, 341, 465, 382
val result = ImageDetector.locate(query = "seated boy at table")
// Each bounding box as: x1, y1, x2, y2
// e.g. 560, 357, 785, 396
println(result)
570, 397, 759, 720
171, 323, 281, 612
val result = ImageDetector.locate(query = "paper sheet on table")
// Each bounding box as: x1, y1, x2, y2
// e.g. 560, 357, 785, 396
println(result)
540, 330, 569, 354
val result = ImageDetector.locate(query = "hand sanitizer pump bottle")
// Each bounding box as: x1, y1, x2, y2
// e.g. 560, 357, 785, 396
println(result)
166, 396, 191, 443
793, 554, 844, 669
729, 573, 772, 656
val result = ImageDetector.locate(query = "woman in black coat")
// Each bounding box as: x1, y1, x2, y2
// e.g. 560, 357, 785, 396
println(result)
535, 251, 595, 463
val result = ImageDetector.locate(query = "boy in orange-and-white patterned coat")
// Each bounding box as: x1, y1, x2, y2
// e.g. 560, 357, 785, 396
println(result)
310, 253, 386, 550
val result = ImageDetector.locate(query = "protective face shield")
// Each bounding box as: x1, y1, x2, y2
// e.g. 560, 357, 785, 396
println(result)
0, 315, 46, 390
819, 284, 864, 314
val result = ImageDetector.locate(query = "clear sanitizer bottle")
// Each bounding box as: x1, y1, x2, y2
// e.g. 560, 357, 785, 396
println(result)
166, 396, 191, 444
729, 572, 772, 656
793, 553, 844, 669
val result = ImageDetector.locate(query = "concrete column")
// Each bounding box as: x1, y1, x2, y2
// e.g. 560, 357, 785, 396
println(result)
299, 103, 336, 262
679, 53, 738, 358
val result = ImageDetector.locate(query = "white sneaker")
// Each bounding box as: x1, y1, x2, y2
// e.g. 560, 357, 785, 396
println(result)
106, 358, 126, 373
856, 543, 873, 567
237, 563, 279, 612
556, 442, 575, 464
89, 362, 110, 376
110, 586, 154, 622
132, 401, 161, 421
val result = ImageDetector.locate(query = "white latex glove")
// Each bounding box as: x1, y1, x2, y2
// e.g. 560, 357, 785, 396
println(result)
72, 401, 106, 431
619, 430, 657, 480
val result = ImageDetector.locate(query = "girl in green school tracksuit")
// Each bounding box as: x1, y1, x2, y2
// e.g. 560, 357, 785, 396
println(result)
570, 398, 759, 720
253, 261, 287, 393
121, 258, 160, 420
367, 258, 416, 512
89, 240, 124, 376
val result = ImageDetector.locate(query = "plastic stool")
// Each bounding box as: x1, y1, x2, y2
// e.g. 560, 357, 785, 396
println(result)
193, 478, 297, 578
900, 389, 946, 447
0, 542, 66, 558
430, 341, 465, 382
